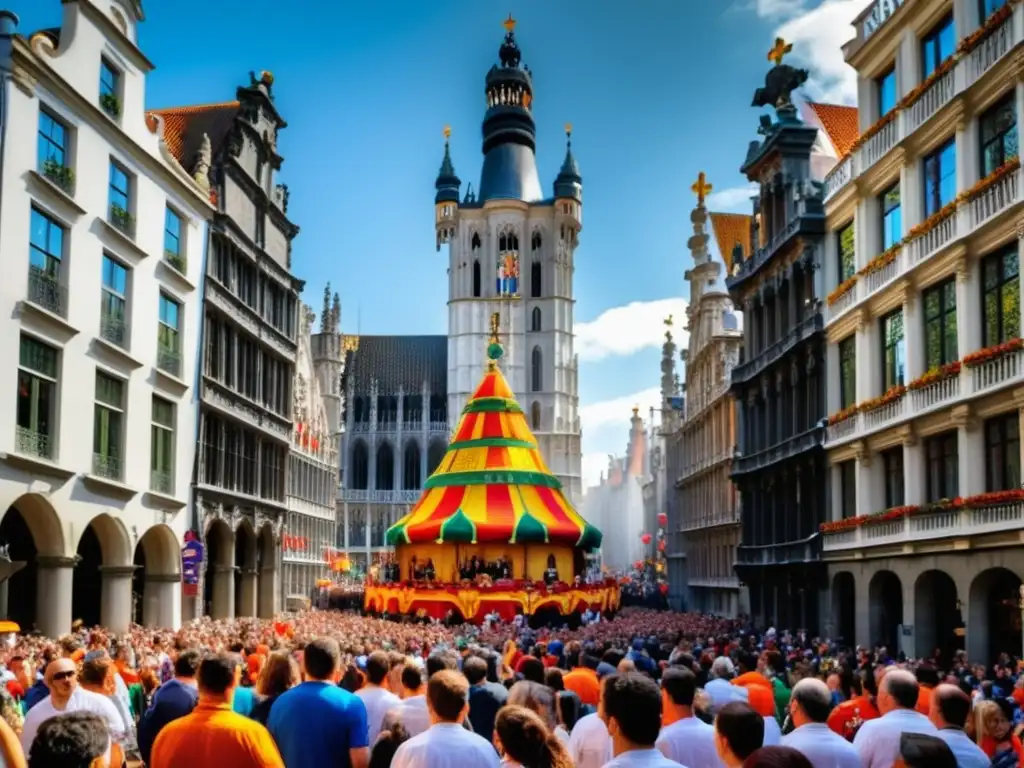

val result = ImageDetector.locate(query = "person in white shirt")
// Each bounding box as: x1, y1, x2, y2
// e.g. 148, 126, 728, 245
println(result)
569, 710, 613, 768
390, 669, 498, 768
704, 658, 748, 714
714, 701, 764, 767
928, 684, 989, 768
357, 651, 402, 746
852, 669, 936, 768
383, 663, 431, 737
780, 678, 860, 768
21, 658, 126, 765
656, 667, 722, 767
600, 673, 680, 768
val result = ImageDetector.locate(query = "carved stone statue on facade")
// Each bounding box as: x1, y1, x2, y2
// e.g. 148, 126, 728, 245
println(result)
193, 133, 212, 191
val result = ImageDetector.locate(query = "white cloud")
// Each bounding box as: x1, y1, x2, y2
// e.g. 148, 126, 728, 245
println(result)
576, 298, 689, 363
752, 0, 874, 105
580, 386, 663, 488
706, 183, 759, 212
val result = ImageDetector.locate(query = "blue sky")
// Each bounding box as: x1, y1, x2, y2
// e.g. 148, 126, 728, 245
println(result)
14, 0, 868, 486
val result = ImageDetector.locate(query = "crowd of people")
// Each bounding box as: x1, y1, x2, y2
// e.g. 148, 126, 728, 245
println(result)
0, 607, 1013, 767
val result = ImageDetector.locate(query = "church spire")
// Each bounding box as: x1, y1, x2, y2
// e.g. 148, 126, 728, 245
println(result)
660, 315, 677, 410
684, 170, 724, 324
554, 123, 582, 202
435, 125, 460, 204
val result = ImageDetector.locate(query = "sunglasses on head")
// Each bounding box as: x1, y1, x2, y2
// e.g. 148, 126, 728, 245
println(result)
52, 670, 76, 681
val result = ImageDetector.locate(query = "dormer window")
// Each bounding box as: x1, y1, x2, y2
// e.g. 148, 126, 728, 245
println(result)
99, 58, 121, 119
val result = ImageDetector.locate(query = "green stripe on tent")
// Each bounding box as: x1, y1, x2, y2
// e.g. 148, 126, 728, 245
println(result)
424, 470, 562, 491
462, 397, 522, 414
447, 438, 536, 450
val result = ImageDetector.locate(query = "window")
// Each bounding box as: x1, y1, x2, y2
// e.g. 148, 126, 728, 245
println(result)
925, 431, 959, 501
255, 210, 265, 249
923, 278, 957, 369
531, 306, 541, 332
980, 94, 1018, 177
881, 309, 906, 389
839, 461, 856, 519
981, 0, 1008, 22
100, 255, 128, 348
531, 401, 541, 430
93, 371, 124, 480
837, 221, 855, 282
108, 160, 132, 233
16, 336, 58, 459
531, 346, 542, 392
985, 413, 1020, 491
99, 58, 120, 117
28, 208, 66, 317
922, 138, 956, 217
839, 335, 856, 408
881, 183, 901, 250
531, 261, 542, 298
882, 447, 905, 508
158, 294, 182, 377
921, 15, 955, 79
472, 260, 481, 298
37, 109, 71, 191
151, 397, 175, 494
164, 207, 184, 270
878, 68, 897, 116
982, 245, 1020, 347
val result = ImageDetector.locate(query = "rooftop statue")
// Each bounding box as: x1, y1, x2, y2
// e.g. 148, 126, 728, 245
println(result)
752, 38, 808, 112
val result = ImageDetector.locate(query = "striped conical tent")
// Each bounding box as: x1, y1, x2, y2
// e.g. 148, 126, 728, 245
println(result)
385, 338, 601, 550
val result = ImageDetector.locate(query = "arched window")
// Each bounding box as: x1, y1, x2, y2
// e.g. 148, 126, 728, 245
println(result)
351, 440, 369, 489
531, 346, 542, 392
531, 232, 542, 251
472, 259, 481, 297
402, 440, 421, 490
375, 443, 395, 490
531, 307, 541, 332
531, 261, 541, 298
471, 232, 481, 250
531, 401, 541, 430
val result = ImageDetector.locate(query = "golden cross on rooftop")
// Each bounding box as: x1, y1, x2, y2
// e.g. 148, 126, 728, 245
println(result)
503, 13, 517, 33
768, 37, 793, 66
691, 172, 713, 205
442, 125, 451, 141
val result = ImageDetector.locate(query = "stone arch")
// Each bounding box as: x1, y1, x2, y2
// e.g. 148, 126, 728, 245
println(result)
133, 524, 180, 627
531, 401, 541, 430
426, 438, 446, 478
256, 522, 277, 618
376, 441, 395, 490
868, 570, 902, 652
968, 567, 1022, 663
234, 518, 258, 617
0, 493, 65, 633
204, 518, 234, 619
73, 513, 132, 629
531, 346, 543, 392
403, 439, 422, 490
351, 439, 369, 489
831, 571, 855, 645
531, 306, 541, 332
914, 569, 961, 660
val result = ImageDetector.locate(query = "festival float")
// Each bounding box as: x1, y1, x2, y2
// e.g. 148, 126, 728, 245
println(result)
364, 315, 618, 623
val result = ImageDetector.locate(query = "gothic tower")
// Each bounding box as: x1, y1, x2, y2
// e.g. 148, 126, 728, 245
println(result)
434, 16, 583, 502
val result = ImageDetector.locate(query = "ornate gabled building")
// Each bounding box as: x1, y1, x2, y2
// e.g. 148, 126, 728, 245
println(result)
150, 72, 302, 620
728, 41, 832, 633
435, 16, 583, 504
676, 176, 746, 617
283, 289, 341, 608
660, 326, 688, 609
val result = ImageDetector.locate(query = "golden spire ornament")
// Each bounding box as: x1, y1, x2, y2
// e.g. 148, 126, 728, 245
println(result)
486, 312, 503, 369
768, 37, 793, 66
443, 125, 452, 140
503, 13, 517, 33
691, 172, 712, 206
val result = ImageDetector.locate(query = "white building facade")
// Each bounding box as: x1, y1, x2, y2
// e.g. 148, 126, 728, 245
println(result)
821, 0, 1024, 660
436, 19, 583, 504
0, 0, 213, 636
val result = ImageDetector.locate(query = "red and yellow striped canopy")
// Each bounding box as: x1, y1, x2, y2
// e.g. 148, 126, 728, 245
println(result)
385, 353, 601, 550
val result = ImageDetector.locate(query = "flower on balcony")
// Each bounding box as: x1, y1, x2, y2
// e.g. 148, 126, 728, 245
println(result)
820, 516, 867, 534
907, 361, 961, 390
827, 404, 859, 426
821, 489, 1024, 534
827, 275, 858, 306
962, 337, 1024, 368
858, 384, 907, 414
898, 55, 958, 111
849, 109, 898, 153
864, 505, 919, 526
958, 0, 1016, 56
959, 157, 1021, 203
857, 244, 902, 279
903, 201, 958, 242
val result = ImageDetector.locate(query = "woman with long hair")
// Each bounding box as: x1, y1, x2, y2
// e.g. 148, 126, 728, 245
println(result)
369, 722, 410, 768
554, 690, 580, 746
250, 651, 300, 725
494, 705, 572, 768
507, 681, 557, 731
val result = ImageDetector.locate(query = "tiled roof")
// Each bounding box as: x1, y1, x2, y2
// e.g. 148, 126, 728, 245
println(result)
346, 335, 447, 397
805, 101, 859, 158
709, 212, 752, 273
147, 101, 240, 173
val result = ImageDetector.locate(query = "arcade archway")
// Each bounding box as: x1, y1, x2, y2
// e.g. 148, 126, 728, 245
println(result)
868, 570, 902, 652
0, 493, 64, 632
204, 519, 233, 619
969, 567, 1022, 663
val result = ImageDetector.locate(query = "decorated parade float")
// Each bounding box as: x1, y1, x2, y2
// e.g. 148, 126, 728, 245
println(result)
364, 318, 619, 624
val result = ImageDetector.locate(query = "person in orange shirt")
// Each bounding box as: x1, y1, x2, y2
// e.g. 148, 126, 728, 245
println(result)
732, 653, 771, 689
914, 663, 938, 715
561, 654, 600, 707
149, 652, 283, 768
827, 668, 881, 741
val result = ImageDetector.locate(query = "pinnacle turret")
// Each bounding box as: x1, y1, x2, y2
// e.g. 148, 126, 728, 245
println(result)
434, 128, 461, 204
554, 124, 582, 202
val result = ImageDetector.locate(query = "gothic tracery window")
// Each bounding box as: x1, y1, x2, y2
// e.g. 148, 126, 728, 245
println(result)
531, 306, 542, 332
531, 346, 543, 392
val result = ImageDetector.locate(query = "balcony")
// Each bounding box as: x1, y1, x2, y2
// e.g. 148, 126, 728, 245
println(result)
736, 536, 821, 566
732, 425, 825, 476
826, 168, 1021, 324
164, 250, 186, 274
26, 267, 68, 319
828, 5, 1019, 200
157, 345, 182, 378
40, 158, 75, 196
92, 452, 122, 481
823, 499, 1024, 553
676, 449, 732, 485
14, 426, 52, 460
99, 313, 127, 348
340, 489, 421, 504
349, 420, 449, 434
727, 199, 824, 290
732, 312, 823, 385
108, 205, 135, 239
150, 470, 173, 496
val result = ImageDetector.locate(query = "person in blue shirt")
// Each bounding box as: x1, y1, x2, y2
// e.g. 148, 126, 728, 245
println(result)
268, 637, 370, 768
137, 648, 201, 766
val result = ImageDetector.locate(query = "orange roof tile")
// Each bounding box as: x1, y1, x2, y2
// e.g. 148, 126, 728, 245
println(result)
805, 101, 859, 158
147, 101, 240, 170
709, 212, 752, 273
